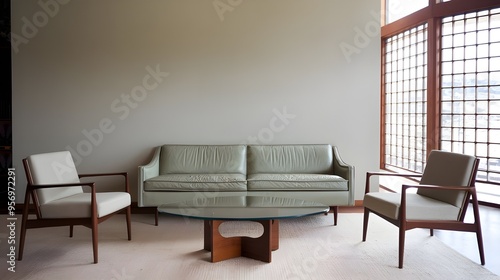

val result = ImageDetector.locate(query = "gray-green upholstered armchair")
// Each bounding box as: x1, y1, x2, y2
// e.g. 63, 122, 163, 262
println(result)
19, 151, 132, 264
362, 150, 485, 268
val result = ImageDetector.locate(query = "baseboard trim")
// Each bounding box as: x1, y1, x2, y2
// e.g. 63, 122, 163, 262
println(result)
0, 202, 156, 215
2, 201, 365, 215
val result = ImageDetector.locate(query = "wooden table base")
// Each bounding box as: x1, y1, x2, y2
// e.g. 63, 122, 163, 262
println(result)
204, 220, 279, 263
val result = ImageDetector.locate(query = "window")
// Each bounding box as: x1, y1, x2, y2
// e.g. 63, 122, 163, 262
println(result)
384, 25, 428, 173
441, 9, 500, 200
386, 0, 428, 24
381, 1, 500, 204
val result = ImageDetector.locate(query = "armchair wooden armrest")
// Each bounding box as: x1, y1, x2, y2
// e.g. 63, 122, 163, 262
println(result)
402, 184, 474, 192
28, 182, 95, 190
79, 172, 128, 177
400, 183, 478, 220
400, 183, 476, 210
25, 181, 99, 219
365, 171, 423, 193
78, 172, 129, 193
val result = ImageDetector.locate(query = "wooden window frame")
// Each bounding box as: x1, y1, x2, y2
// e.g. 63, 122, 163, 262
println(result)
380, 0, 500, 170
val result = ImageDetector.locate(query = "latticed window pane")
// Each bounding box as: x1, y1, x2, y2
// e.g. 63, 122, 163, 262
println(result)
384, 24, 428, 173
441, 8, 500, 185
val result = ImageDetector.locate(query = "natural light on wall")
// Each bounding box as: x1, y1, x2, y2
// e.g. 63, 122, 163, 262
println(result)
386, 0, 428, 24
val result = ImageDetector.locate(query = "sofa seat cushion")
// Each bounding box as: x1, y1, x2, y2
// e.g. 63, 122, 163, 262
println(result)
246, 195, 325, 207
144, 173, 247, 191
247, 174, 348, 191
168, 195, 247, 207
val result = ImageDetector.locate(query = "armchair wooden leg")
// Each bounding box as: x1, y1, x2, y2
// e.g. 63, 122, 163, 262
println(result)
18, 210, 29, 261
18, 192, 31, 261
155, 209, 159, 226
471, 198, 485, 265
91, 220, 98, 264
18, 223, 27, 261
362, 208, 369, 242
126, 206, 132, 240
476, 228, 486, 265
398, 227, 406, 269
70, 225, 74, 237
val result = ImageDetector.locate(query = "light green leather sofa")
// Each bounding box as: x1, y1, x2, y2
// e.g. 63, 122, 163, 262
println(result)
138, 144, 354, 224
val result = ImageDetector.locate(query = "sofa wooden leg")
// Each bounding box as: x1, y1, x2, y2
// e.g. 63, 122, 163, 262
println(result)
332, 206, 338, 226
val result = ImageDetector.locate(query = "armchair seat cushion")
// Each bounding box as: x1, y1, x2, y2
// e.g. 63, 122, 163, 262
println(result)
40, 192, 131, 219
144, 173, 247, 191
247, 174, 348, 191
363, 192, 461, 221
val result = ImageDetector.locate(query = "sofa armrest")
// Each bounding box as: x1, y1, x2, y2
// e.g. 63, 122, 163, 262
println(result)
332, 146, 355, 205
138, 146, 161, 207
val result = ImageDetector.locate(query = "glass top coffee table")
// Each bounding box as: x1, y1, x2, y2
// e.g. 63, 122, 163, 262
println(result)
158, 195, 329, 263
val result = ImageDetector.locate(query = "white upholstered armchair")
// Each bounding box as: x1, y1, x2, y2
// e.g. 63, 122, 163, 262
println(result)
18, 151, 131, 264
362, 150, 485, 268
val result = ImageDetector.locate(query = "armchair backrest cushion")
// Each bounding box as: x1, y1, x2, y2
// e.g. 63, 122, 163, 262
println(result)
247, 144, 333, 174
417, 150, 477, 208
26, 151, 83, 205
159, 145, 247, 174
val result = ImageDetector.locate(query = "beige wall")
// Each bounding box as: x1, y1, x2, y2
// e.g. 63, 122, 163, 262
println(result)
12, 0, 380, 202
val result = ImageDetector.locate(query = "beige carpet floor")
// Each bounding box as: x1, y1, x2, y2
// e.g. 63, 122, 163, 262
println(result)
1, 213, 498, 280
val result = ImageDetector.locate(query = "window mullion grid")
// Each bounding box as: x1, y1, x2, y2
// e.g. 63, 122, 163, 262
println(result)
384, 25, 428, 173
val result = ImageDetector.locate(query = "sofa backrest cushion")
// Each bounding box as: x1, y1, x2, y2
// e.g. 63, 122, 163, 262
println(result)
159, 145, 247, 174
247, 144, 333, 174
